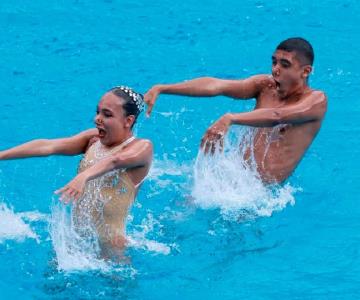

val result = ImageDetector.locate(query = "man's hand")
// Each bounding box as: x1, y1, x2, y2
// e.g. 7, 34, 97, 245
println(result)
55, 172, 88, 203
111, 235, 127, 248
201, 113, 232, 154
144, 85, 162, 117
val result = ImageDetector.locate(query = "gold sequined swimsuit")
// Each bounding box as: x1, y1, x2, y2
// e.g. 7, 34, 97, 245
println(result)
72, 137, 136, 248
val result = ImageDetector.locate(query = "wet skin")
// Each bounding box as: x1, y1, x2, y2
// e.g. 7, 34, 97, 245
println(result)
242, 76, 325, 183
0, 92, 153, 253
144, 49, 327, 183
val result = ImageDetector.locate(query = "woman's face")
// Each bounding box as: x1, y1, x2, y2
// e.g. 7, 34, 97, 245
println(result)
94, 92, 134, 147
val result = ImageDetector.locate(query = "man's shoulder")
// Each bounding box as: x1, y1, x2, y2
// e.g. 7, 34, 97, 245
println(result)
307, 89, 327, 104
310, 89, 326, 98
301, 89, 327, 119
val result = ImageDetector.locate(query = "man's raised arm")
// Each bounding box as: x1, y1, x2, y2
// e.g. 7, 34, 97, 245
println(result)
144, 75, 269, 116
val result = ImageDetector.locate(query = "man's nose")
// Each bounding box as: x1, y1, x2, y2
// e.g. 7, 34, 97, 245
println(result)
272, 65, 280, 77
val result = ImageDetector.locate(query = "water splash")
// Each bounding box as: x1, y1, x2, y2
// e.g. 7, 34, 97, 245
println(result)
49, 200, 110, 273
127, 213, 175, 255
149, 158, 192, 179
49, 199, 174, 273
0, 202, 41, 243
192, 127, 300, 220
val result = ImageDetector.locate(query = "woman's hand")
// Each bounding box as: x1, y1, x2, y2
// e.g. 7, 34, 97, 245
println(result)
55, 173, 88, 203
200, 113, 232, 154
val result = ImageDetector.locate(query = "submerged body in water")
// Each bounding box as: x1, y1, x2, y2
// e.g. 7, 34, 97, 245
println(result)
74, 138, 139, 258
144, 38, 327, 184
193, 126, 299, 220
241, 86, 324, 183
0, 86, 153, 261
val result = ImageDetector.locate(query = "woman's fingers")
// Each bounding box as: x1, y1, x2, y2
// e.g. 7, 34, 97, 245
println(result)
55, 185, 82, 204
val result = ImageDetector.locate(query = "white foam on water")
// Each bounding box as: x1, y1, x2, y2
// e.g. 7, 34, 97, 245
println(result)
146, 157, 193, 197
127, 235, 171, 255
149, 157, 192, 179
127, 213, 174, 255
192, 127, 300, 220
18, 210, 48, 222
0, 202, 40, 243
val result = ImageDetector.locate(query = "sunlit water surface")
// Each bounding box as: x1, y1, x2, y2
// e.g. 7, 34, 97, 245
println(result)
0, 0, 359, 299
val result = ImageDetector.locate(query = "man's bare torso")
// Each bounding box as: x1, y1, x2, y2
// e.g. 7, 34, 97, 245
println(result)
244, 77, 325, 183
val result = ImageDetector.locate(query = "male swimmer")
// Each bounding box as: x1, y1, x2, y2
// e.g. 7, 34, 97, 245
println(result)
0, 86, 153, 258
144, 37, 327, 183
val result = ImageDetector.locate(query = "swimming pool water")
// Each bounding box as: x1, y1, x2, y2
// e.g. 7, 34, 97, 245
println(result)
0, 0, 359, 299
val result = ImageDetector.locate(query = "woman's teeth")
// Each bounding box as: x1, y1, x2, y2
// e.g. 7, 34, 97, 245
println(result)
98, 129, 106, 137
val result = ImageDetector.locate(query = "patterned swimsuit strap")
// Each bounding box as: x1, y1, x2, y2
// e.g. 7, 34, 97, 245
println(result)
95, 136, 136, 159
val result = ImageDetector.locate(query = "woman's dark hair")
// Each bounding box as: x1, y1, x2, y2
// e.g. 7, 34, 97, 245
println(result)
276, 37, 314, 66
109, 86, 144, 128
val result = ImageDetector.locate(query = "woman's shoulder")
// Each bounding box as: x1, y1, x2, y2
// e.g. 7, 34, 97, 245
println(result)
134, 138, 153, 148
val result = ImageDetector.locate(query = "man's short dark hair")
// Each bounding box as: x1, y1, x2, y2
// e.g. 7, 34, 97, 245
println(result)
276, 37, 314, 66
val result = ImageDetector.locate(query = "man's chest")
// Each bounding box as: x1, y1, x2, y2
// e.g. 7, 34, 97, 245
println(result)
255, 88, 308, 109
256, 91, 285, 108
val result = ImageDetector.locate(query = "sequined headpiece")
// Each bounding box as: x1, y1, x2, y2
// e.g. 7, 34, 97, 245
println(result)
114, 85, 145, 112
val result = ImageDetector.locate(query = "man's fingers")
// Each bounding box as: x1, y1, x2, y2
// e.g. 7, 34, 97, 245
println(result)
201, 136, 223, 155
111, 235, 126, 248
201, 129, 214, 149
144, 91, 156, 117
200, 136, 206, 149
146, 103, 153, 117
211, 140, 218, 155
204, 140, 211, 155
219, 138, 224, 152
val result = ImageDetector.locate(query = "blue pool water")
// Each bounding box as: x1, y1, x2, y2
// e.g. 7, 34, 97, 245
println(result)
0, 1, 359, 299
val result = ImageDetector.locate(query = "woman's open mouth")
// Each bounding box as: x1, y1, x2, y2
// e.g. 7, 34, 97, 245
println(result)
97, 128, 107, 138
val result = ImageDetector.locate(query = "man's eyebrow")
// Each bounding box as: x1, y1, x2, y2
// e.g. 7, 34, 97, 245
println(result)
280, 58, 291, 64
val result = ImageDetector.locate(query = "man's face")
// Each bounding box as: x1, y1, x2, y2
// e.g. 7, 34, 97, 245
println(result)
94, 92, 134, 146
271, 49, 310, 98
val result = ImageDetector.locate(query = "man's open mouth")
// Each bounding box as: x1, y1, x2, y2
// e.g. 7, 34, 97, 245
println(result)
274, 79, 281, 90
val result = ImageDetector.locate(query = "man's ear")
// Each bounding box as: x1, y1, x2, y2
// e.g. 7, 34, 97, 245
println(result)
125, 115, 135, 128
302, 65, 312, 79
